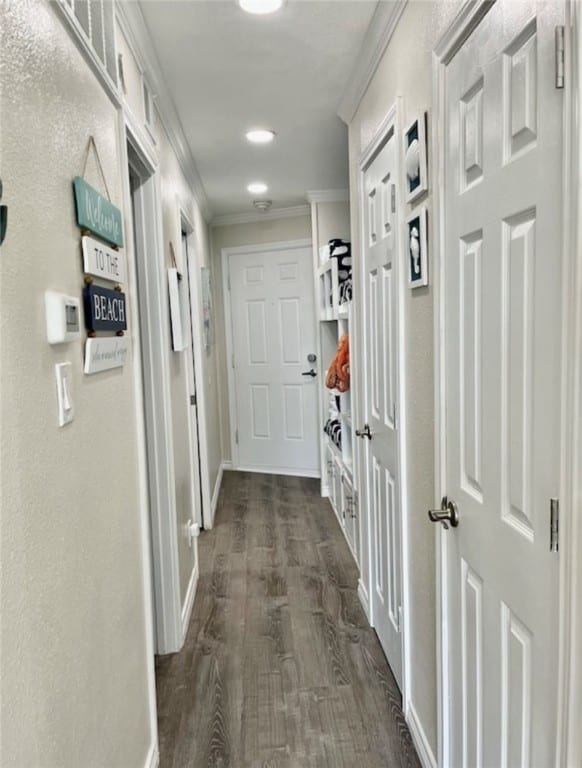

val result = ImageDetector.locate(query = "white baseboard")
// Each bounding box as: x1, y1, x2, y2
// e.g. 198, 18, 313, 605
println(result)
144, 742, 159, 768
235, 464, 320, 478
181, 561, 199, 642
357, 579, 370, 621
222, 460, 233, 471
407, 702, 437, 768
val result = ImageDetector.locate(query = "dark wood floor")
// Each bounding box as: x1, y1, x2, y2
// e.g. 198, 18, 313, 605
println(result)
155, 471, 421, 768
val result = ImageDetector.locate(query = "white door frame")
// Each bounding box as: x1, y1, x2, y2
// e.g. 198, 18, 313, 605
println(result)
556, 2, 582, 763
432, 2, 581, 764
221, 238, 313, 473
357, 100, 412, 713
123, 117, 182, 655
179, 204, 212, 529
117, 117, 160, 763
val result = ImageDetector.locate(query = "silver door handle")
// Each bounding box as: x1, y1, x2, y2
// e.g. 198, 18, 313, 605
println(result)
355, 424, 372, 440
301, 369, 317, 377
428, 496, 459, 530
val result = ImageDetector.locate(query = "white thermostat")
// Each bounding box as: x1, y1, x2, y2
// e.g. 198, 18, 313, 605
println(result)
45, 291, 81, 344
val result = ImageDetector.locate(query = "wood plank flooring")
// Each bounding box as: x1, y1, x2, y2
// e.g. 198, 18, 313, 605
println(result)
155, 471, 421, 768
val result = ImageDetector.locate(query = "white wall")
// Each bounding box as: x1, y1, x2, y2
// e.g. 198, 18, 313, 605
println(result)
0, 1, 153, 765
347, 0, 463, 756
212, 215, 312, 463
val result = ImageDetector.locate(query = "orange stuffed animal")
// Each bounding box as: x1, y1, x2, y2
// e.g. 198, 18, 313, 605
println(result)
325, 334, 350, 392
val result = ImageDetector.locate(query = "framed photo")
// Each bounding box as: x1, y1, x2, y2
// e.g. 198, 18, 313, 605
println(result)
168, 267, 189, 351
201, 266, 214, 350
404, 113, 428, 203
407, 208, 428, 288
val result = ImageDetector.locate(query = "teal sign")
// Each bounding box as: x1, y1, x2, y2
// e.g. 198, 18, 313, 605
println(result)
73, 177, 123, 248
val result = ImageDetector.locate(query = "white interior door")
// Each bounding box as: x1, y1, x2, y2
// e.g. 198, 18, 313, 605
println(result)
441, 2, 563, 764
361, 128, 403, 689
228, 242, 319, 476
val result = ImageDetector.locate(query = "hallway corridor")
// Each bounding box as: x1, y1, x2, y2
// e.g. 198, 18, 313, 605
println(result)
155, 472, 421, 768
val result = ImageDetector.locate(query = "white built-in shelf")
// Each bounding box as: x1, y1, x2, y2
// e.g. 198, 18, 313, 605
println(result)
337, 301, 351, 320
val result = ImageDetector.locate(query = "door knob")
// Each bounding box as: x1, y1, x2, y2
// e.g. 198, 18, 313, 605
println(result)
301, 369, 317, 377
428, 496, 459, 530
355, 424, 372, 440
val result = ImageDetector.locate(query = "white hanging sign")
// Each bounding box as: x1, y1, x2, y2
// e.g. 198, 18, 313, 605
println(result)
82, 235, 126, 283
84, 337, 129, 374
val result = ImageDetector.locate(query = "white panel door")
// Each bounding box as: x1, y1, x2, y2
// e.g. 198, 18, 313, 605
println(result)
442, 2, 563, 765
361, 129, 403, 688
229, 244, 319, 475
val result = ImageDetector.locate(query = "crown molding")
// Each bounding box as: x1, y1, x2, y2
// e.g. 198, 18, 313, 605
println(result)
211, 204, 310, 228
116, 3, 212, 221
305, 189, 350, 204
337, 0, 408, 125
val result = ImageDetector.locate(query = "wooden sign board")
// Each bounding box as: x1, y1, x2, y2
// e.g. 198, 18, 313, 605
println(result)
83, 284, 127, 333
84, 337, 129, 374
82, 235, 125, 283
73, 176, 123, 247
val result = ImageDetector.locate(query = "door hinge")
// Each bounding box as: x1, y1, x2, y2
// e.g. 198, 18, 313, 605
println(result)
391, 184, 396, 214
235, 429, 239, 445
190, 394, 196, 406
231, 353, 235, 369
227, 270, 231, 291
555, 26, 565, 89
550, 498, 559, 552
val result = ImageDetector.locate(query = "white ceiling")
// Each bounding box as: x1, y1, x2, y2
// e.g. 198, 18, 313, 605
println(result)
138, 0, 378, 218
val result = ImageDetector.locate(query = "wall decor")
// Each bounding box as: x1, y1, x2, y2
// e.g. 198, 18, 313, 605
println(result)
0, 178, 6, 246
404, 113, 428, 204
201, 266, 213, 350
168, 267, 189, 351
83, 283, 127, 333
84, 337, 129, 374
82, 235, 126, 283
73, 176, 123, 248
407, 207, 428, 288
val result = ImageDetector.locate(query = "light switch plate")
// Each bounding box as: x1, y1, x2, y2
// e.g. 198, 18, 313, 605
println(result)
55, 362, 74, 426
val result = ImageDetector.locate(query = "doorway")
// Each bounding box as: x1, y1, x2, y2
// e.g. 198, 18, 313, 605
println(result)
127, 139, 182, 654
180, 227, 204, 529
222, 240, 319, 476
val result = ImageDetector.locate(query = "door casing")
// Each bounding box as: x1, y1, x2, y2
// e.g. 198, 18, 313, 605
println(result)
179, 207, 212, 530
432, 1, 581, 764
124, 117, 182, 657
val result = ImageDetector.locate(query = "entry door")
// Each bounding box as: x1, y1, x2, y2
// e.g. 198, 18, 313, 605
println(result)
228, 243, 319, 475
362, 129, 403, 688
442, 2, 562, 764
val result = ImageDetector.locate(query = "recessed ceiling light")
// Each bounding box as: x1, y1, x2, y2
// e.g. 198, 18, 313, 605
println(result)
239, 0, 284, 15
246, 129, 276, 144
247, 182, 268, 194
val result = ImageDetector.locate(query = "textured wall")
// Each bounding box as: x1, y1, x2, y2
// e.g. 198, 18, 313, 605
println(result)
348, 0, 463, 754
211, 216, 312, 462
0, 1, 153, 766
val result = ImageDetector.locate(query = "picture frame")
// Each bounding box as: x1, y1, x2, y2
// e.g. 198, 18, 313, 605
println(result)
407, 207, 428, 288
168, 267, 189, 351
201, 266, 214, 350
404, 113, 428, 203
